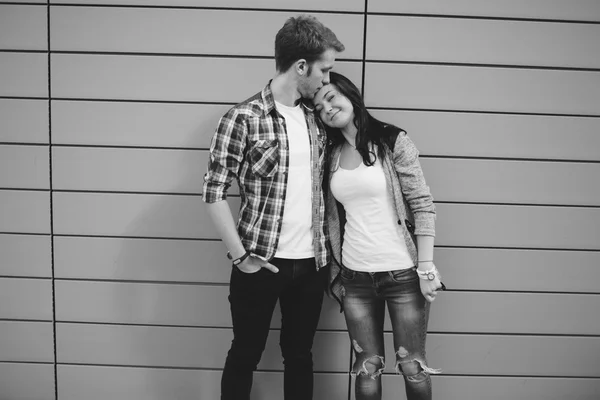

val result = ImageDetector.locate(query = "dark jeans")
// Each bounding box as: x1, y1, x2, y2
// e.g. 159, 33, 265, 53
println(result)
341, 265, 437, 400
221, 257, 325, 400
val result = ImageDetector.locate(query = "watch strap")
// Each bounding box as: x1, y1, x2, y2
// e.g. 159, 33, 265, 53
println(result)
228, 251, 251, 266
417, 266, 438, 281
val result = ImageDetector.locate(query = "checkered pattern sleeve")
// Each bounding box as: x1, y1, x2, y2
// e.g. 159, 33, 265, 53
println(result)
202, 109, 247, 203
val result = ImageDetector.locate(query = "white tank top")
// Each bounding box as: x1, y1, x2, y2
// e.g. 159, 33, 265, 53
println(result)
330, 155, 413, 272
274, 101, 314, 259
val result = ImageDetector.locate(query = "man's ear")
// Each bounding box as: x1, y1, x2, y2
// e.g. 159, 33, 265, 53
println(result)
296, 59, 308, 76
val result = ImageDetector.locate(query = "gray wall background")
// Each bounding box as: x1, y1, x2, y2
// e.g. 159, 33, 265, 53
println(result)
1, 1, 599, 399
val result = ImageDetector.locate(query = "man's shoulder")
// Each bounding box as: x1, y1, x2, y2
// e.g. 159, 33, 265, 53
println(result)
223, 91, 269, 122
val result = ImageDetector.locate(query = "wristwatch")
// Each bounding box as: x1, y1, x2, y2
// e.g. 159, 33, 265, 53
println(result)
423, 271, 436, 281
417, 267, 438, 281
227, 251, 251, 266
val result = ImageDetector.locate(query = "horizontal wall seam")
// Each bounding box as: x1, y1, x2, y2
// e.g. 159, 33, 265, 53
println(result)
0, 232, 50, 237
33, 3, 600, 24
5, 49, 598, 73
4, 97, 597, 117
6, 143, 600, 164
0, 276, 52, 280
54, 321, 347, 333
0, 49, 47, 54
52, 189, 204, 196
423, 155, 600, 164
0, 188, 50, 192
2, 150, 599, 165
366, 12, 600, 25
51, 144, 207, 151
0, 318, 52, 323
0, 142, 50, 146
50, 322, 600, 338
55, 363, 219, 371
0, 2, 46, 6
48, 4, 365, 14
53, 362, 350, 374
2, 231, 600, 252
7, 188, 600, 209
434, 201, 600, 209
366, 59, 600, 73
435, 245, 600, 252
47, 363, 600, 379
44, 51, 600, 72
15, 97, 236, 105
368, 107, 600, 119
0, 96, 48, 101
54, 278, 230, 286
51, 234, 223, 241
50, 51, 277, 60
50, 278, 600, 296
2, 233, 596, 252
0, 360, 54, 365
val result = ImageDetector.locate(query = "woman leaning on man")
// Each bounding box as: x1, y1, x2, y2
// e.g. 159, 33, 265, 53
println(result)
313, 72, 445, 400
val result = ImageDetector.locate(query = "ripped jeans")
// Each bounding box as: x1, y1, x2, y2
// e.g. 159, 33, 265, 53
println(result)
340, 265, 439, 400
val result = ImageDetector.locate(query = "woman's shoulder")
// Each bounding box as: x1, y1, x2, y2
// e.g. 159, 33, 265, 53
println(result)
378, 123, 406, 150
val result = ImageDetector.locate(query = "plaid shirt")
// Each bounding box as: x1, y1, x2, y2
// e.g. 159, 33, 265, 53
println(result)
202, 82, 330, 269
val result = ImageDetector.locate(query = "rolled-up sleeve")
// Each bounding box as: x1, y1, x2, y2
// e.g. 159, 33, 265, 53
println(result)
202, 110, 247, 203
393, 132, 436, 236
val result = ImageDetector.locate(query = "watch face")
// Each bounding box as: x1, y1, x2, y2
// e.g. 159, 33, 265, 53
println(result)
427, 272, 435, 281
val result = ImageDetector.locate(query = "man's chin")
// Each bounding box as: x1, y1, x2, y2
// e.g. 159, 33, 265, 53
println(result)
309, 88, 322, 99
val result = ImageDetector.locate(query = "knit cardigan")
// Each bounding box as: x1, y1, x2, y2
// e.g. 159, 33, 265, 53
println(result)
326, 126, 436, 308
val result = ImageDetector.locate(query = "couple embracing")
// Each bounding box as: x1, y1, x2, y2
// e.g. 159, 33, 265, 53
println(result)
203, 14, 444, 400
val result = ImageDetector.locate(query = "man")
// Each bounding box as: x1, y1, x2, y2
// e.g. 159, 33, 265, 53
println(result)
202, 15, 345, 400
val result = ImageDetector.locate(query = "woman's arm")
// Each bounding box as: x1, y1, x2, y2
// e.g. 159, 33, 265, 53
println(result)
416, 235, 442, 302
392, 131, 436, 236
392, 131, 442, 301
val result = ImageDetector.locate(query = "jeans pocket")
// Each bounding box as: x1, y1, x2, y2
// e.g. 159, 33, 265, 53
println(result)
233, 264, 263, 275
389, 268, 418, 283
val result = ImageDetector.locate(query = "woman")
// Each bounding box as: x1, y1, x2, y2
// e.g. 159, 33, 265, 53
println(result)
313, 72, 444, 400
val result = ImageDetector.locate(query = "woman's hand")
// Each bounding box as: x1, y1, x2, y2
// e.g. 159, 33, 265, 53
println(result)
417, 262, 444, 302
419, 276, 442, 302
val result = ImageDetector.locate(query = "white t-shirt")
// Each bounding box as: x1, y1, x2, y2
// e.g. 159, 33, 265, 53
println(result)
274, 101, 314, 259
330, 155, 413, 272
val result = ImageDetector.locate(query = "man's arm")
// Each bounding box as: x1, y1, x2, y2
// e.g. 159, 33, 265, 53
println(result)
202, 110, 277, 273
205, 200, 279, 273
205, 200, 246, 260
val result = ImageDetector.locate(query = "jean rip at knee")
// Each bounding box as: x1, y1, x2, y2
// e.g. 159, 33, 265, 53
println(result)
394, 346, 441, 382
350, 340, 385, 380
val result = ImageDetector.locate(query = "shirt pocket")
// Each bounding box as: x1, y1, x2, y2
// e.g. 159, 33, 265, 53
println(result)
249, 139, 279, 178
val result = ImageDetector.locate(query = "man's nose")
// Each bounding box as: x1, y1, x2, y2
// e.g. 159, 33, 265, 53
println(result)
322, 72, 330, 84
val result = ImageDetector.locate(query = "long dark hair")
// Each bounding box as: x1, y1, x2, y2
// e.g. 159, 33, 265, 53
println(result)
323, 72, 395, 165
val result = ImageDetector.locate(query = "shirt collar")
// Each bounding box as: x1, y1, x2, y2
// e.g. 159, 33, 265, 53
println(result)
261, 81, 317, 116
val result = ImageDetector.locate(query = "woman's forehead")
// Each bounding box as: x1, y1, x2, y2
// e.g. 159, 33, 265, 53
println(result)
314, 84, 335, 103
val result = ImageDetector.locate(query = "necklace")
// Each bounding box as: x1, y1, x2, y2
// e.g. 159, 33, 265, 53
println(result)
346, 140, 357, 150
